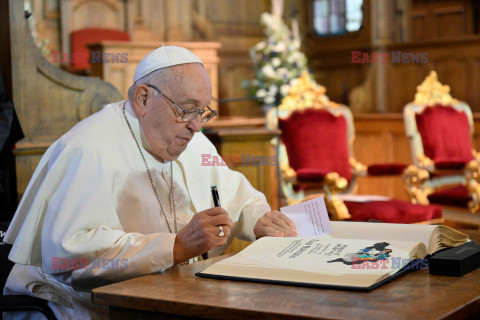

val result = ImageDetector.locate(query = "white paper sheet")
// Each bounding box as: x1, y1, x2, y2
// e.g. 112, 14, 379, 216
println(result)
280, 196, 332, 237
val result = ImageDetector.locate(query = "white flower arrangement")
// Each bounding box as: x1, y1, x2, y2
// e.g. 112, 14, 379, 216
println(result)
243, 12, 309, 108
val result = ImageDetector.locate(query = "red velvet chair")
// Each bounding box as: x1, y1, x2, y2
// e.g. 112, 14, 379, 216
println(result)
403, 71, 480, 224
70, 28, 130, 73
267, 72, 442, 223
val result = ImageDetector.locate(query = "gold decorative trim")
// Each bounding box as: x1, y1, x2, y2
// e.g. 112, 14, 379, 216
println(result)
324, 172, 348, 192
278, 72, 340, 112
472, 150, 480, 162
280, 162, 297, 183
414, 71, 459, 106
465, 160, 480, 214
417, 154, 435, 172
349, 157, 367, 176
402, 165, 432, 205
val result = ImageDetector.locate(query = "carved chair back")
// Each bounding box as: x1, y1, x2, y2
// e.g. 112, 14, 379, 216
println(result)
266, 73, 357, 204
404, 71, 474, 175
403, 71, 480, 213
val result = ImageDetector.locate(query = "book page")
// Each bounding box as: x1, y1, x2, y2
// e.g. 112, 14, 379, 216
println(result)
330, 221, 436, 249
200, 224, 469, 289
202, 236, 422, 288
222, 236, 417, 276
280, 196, 332, 237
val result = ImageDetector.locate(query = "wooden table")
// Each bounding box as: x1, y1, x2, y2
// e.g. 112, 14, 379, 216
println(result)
92, 230, 480, 320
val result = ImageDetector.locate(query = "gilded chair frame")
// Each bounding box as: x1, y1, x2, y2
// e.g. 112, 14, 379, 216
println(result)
266, 73, 367, 220
403, 71, 480, 213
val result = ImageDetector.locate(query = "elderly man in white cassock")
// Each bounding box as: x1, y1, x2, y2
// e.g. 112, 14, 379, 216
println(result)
3, 46, 297, 319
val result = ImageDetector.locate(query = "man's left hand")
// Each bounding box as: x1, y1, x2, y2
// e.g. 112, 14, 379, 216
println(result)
253, 210, 297, 239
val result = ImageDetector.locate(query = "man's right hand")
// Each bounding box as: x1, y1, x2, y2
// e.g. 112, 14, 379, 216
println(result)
173, 207, 233, 265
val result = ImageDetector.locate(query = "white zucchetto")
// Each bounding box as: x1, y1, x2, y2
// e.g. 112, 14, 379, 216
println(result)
133, 45, 204, 83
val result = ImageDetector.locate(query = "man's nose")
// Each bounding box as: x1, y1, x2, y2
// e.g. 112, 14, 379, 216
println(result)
186, 116, 202, 132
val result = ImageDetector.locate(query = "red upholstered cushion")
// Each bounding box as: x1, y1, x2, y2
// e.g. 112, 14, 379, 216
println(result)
415, 105, 473, 169
296, 168, 329, 182
279, 109, 352, 182
367, 163, 407, 176
71, 28, 130, 71
427, 185, 469, 208
434, 159, 467, 170
345, 200, 442, 223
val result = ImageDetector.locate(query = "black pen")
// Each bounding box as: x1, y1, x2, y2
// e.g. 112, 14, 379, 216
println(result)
210, 186, 223, 236
202, 186, 224, 260
211, 185, 221, 207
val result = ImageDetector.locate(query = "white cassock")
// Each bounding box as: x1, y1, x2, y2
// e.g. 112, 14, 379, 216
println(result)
3, 101, 270, 319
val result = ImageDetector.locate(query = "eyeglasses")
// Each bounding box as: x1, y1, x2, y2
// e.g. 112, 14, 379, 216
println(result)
147, 85, 217, 123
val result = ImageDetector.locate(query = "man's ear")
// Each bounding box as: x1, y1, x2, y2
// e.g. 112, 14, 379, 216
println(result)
132, 85, 149, 116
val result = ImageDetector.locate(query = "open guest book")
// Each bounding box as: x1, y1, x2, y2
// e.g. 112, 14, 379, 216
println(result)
196, 222, 470, 291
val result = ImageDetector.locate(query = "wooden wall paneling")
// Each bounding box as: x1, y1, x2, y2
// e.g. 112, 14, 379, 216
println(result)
305, 1, 480, 114
71, 1, 124, 30
431, 58, 468, 102
217, 45, 262, 118
471, 57, 480, 110
384, 38, 480, 113
204, 0, 269, 40
329, 37, 480, 113
384, 61, 432, 114
353, 114, 410, 200
163, 0, 187, 41
411, 11, 428, 41
135, 0, 167, 41
435, 6, 469, 38
309, 47, 370, 108
199, 0, 268, 117
178, 0, 193, 41
411, 0, 474, 41
473, 130, 480, 152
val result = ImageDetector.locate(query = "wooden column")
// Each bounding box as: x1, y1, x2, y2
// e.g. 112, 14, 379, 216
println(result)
371, 0, 395, 113
164, 0, 187, 41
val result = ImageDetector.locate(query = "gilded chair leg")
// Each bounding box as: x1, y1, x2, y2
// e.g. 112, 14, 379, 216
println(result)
325, 194, 351, 221
323, 172, 350, 220
468, 191, 480, 214
402, 165, 431, 205
465, 160, 480, 214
